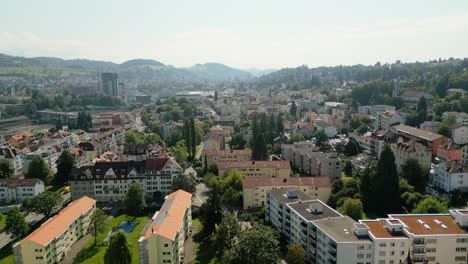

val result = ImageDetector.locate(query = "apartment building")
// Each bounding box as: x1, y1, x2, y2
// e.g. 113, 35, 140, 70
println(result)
292, 150, 342, 182
242, 177, 331, 209
138, 190, 192, 264
375, 110, 405, 130
69, 157, 183, 202
391, 124, 448, 156
437, 141, 462, 161
201, 149, 251, 168
281, 141, 317, 164
0, 147, 24, 176
358, 105, 395, 116
427, 161, 468, 197
13, 196, 96, 264
390, 141, 432, 173
266, 189, 468, 264
0, 178, 44, 203
218, 160, 291, 177
450, 125, 468, 145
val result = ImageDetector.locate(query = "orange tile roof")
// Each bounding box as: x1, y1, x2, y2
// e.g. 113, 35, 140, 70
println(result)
201, 149, 252, 156
390, 215, 467, 235
142, 190, 192, 241
18, 196, 96, 246
361, 220, 406, 239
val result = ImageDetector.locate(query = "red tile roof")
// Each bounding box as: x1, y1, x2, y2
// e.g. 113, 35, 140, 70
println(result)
0, 178, 42, 188
390, 215, 467, 235
201, 149, 252, 156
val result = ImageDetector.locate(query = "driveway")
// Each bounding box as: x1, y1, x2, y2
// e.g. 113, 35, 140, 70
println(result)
192, 183, 209, 207
183, 221, 199, 264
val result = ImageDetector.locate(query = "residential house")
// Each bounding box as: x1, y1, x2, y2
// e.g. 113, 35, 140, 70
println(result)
358, 105, 395, 116
375, 110, 405, 130
393, 89, 434, 109
314, 120, 337, 138
202, 131, 226, 151
160, 122, 183, 139
450, 125, 468, 145
138, 190, 192, 264
218, 160, 291, 177
391, 141, 432, 173
0, 178, 44, 203
13, 196, 96, 264
291, 121, 314, 139
242, 177, 331, 209
201, 149, 251, 168
437, 141, 462, 161
7, 132, 35, 148
427, 161, 468, 197
0, 147, 24, 176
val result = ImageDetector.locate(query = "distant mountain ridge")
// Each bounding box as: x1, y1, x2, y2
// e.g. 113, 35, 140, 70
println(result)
0, 53, 253, 81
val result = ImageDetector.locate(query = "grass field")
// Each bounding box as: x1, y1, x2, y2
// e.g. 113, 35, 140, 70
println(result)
0, 214, 5, 231
192, 219, 221, 264
75, 214, 148, 264
0, 254, 13, 264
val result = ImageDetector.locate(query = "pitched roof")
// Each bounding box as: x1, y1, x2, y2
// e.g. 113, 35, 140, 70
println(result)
145, 157, 182, 171
242, 177, 330, 188
442, 160, 468, 173
219, 160, 291, 170
142, 190, 192, 241
17, 196, 96, 246
392, 124, 445, 141
0, 178, 42, 188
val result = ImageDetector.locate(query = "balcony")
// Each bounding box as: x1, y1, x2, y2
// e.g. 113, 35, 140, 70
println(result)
328, 242, 337, 249
412, 250, 425, 256
412, 240, 426, 246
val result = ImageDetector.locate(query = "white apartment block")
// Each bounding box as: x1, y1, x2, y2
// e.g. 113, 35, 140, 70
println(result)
138, 190, 192, 264
266, 188, 468, 264
358, 105, 395, 116
427, 161, 468, 197
391, 141, 432, 173
0, 147, 24, 176
0, 178, 44, 203
375, 111, 405, 131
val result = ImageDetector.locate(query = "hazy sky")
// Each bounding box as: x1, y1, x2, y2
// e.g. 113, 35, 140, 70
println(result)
1, 0, 468, 69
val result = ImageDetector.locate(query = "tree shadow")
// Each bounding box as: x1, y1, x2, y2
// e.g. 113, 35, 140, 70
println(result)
74, 244, 102, 263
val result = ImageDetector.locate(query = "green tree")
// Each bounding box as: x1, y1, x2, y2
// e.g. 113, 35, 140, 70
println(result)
0, 159, 14, 179
55, 118, 63, 131
123, 183, 146, 216
171, 140, 189, 165
373, 145, 401, 215
276, 114, 284, 135
285, 244, 306, 264
214, 90, 218, 101
55, 150, 75, 185
23, 191, 62, 218
343, 160, 353, 178
252, 133, 267, 160
220, 170, 244, 206
89, 209, 108, 245
5, 207, 29, 238
199, 184, 222, 235
289, 133, 305, 143
26, 156, 52, 184
224, 224, 280, 264
190, 117, 197, 159
104, 230, 132, 264
338, 198, 364, 221
344, 140, 361, 156
215, 214, 241, 252
314, 129, 328, 148
417, 96, 427, 123
171, 173, 196, 193
437, 125, 451, 137
400, 159, 427, 192
229, 133, 246, 149
412, 196, 448, 214
449, 188, 468, 207
290, 100, 297, 116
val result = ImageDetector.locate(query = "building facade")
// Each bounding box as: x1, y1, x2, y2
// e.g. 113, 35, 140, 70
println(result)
391, 141, 432, 173
201, 149, 251, 168
0, 178, 44, 203
13, 196, 96, 264
138, 190, 192, 264
218, 160, 291, 177
242, 177, 331, 209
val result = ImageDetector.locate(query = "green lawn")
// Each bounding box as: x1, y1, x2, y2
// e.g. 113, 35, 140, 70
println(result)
0, 255, 13, 264
195, 145, 202, 159
75, 214, 148, 264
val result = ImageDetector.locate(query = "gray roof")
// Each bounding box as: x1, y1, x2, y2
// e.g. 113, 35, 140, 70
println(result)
268, 188, 312, 204
288, 200, 342, 222
312, 216, 371, 243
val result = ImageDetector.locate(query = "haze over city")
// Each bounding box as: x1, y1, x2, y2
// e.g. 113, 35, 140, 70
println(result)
1, 0, 468, 68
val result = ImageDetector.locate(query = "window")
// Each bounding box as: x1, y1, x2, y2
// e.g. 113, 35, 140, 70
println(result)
426, 248, 436, 253
455, 256, 466, 261
379, 242, 386, 247
457, 238, 468, 243
455, 247, 467, 252
357, 245, 365, 250
357, 253, 364, 259
164, 243, 169, 247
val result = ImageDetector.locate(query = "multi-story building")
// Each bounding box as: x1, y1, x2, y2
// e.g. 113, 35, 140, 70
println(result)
462, 144, 468, 166
101, 72, 120, 97
391, 141, 432, 173
286, 149, 342, 182
0, 147, 24, 176
281, 141, 317, 164
314, 120, 337, 138
450, 125, 468, 145
13, 196, 96, 264
201, 149, 251, 168
420, 121, 441, 133
0, 178, 44, 203
427, 161, 468, 197
391, 124, 449, 156
242, 177, 331, 209
442, 111, 468, 126
218, 160, 291, 177
375, 110, 405, 130
138, 190, 192, 264
266, 188, 468, 264
69, 157, 183, 202
358, 105, 395, 116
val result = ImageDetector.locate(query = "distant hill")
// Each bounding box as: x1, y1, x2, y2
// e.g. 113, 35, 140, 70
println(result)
0, 53, 252, 81
245, 68, 277, 77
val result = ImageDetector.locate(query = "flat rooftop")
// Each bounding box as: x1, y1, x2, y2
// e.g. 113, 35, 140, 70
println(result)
268, 188, 312, 204
361, 220, 407, 239
312, 216, 371, 243
288, 200, 342, 222
389, 214, 467, 235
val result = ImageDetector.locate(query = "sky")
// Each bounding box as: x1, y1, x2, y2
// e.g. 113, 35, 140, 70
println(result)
1, 0, 468, 69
